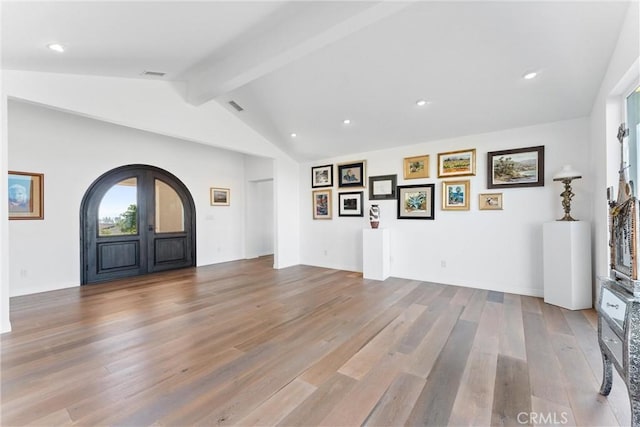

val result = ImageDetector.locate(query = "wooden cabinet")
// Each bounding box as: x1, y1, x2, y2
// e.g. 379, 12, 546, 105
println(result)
598, 277, 640, 426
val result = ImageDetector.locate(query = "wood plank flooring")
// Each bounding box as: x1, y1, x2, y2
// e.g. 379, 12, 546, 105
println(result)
0, 256, 631, 426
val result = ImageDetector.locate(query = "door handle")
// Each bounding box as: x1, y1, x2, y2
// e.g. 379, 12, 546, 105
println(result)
148, 225, 154, 232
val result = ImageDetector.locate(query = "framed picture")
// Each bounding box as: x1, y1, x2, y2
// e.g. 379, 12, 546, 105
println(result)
210, 187, 230, 206
337, 161, 366, 188
8, 171, 43, 220
338, 191, 363, 217
397, 184, 435, 220
369, 174, 397, 200
312, 189, 332, 219
479, 193, 503, 210
487, 145, 545, 188
403, 155, 429, 179
437, 148, 476, 178
442, 180, 470, 211
311, 164, 333, 188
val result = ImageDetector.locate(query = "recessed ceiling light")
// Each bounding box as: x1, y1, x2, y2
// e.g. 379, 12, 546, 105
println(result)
290, 133, 297, 138
523, 71, 538, 80
343, 119, 351, 125
47, 43, 65, 53
416, 99, 430, 107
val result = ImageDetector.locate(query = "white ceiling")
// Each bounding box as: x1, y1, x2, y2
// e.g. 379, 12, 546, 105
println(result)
1, 1, 632, 161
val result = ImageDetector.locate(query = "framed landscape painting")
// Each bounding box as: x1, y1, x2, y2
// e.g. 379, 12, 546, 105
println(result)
312, 189, 332, 219
210, 187, 230, 206
403, 155, 429, 179
8, 171, 44, 220
442, 180, 470, 211
487, 145, 544, 188
397, 184, 435, 220
311, 164, 333, 188
338, 191, 363, 217
438, 149, 476, 178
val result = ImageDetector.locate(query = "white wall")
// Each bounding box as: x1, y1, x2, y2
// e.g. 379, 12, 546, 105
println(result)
274, 156, 301, 268
7, 100, 253, 296
301, 118, 591, 297
2, 70, 300, 271
589, 1, 639, 298
1, 91, 10, 331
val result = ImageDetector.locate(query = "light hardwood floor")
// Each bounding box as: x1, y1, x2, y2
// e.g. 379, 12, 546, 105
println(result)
0, 256, 632, 426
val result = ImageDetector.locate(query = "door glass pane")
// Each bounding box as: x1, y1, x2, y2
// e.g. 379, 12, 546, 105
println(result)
98, 178, 138, 236
155, 179, 184, 233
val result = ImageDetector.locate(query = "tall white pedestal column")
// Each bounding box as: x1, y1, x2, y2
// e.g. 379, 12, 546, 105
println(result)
543, 221, 592, 310
363, 228, 390, 280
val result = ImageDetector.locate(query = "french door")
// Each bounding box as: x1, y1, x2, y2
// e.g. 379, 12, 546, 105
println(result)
81, 164, 196, 284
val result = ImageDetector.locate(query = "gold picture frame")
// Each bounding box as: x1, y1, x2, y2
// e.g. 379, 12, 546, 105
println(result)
478, 193, 503, 210
210, 187, 230, 206
437, 148, 476, 178
8, 171, 44, 220
312, 189, 332, 219
442, 180, 470, 211
403, 155, 429, 179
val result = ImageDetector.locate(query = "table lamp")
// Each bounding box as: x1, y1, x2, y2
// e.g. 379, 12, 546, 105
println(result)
553, 165, 582, 221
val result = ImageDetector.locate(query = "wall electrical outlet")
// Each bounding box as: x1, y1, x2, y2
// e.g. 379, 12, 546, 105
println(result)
441, 260, 447, 268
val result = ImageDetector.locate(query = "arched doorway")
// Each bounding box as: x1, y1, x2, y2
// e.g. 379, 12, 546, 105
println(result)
80, 164, 196, 284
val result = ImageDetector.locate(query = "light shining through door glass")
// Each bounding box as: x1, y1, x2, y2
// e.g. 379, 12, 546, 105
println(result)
98, 178, 137, 236
155, 179, 184, 233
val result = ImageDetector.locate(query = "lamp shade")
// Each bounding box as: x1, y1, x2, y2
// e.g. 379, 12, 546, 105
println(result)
553, 164, 582, 180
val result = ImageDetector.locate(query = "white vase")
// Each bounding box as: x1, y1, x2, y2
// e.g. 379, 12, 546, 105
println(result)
369, 205, 380, 229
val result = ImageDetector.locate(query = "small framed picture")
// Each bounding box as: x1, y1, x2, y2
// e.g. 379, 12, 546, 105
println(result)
438, 149, 476, 178
338, 191, 363, 217
479, 193, 503, 210
403, 155, 429, 179
337, 161, 366, 188
8, 171, 44, 220
312, 189, 332, 219
487, 145, 544, 188
442, 180, 470, 211
368, 174, 397, 200
397, 184, 435, 220
210, 187, 230, 206
311, 164, 333, 188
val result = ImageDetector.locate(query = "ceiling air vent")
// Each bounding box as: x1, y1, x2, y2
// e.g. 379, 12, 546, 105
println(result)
141, 70, 166, 77
228, 100, 244, 112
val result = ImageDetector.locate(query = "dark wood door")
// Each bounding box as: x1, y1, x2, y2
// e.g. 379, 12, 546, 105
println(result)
81, 165, 196, 284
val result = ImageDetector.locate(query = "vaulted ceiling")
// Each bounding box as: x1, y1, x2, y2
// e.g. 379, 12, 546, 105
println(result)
1, 1, 632, 161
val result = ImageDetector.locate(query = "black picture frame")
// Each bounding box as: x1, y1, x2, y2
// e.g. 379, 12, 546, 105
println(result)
397, 184, 435, 220
368, 174, 397, 200
338, 191, 363, 217
311, 164, 333, 188
337, 161, 366, 188
487, 145, 545, 189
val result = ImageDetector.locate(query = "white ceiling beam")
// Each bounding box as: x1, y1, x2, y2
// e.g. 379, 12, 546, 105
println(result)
184, 1, 412, 106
